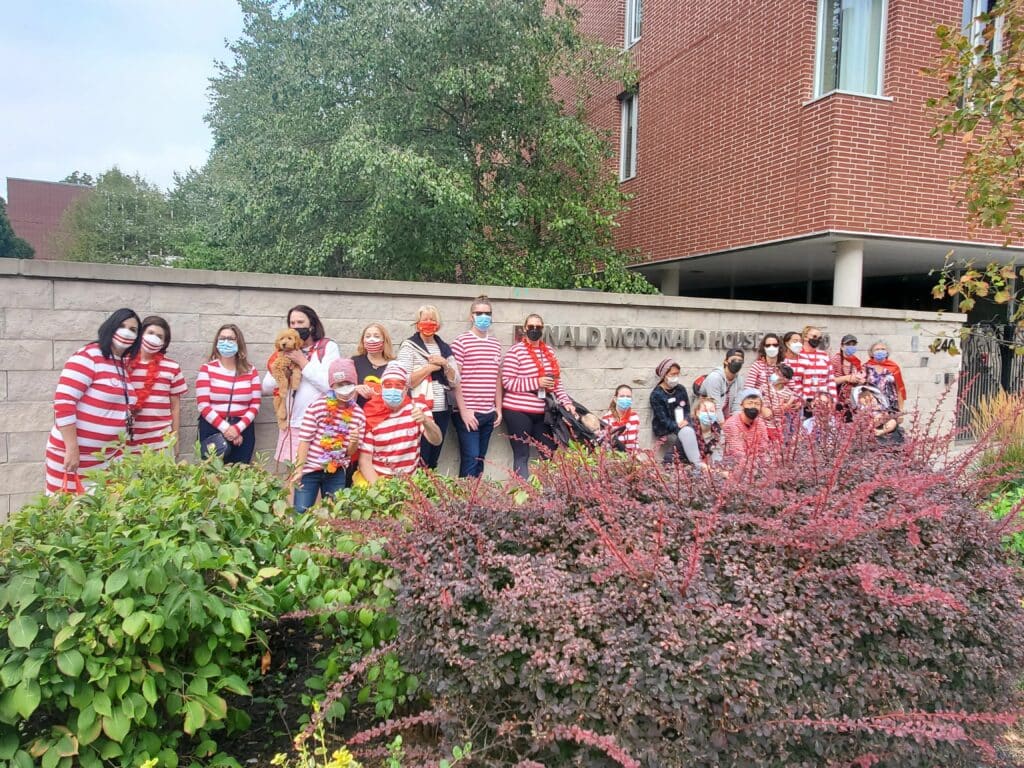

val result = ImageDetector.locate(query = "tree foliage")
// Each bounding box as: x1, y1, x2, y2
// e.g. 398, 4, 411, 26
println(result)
200, 0, 654, 292
0, 198, 34, 259
928, 0, 1024, 238
58, 169, 176, 265
61, 171, 95, 187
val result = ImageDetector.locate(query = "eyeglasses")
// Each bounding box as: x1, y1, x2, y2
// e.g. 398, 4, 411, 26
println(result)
473, 311, 492, 317
525, 325, 543, 331
217, 336, 236, 342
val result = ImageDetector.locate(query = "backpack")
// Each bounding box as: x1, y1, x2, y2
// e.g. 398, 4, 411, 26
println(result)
692, 374, 706, 399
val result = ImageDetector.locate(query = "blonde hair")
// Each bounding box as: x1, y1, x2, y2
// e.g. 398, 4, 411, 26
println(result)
801, 325, 821, 339
209, 324, 253, 373
694, 396, 717, 413
609, 384, 632, 412
470, 295, 491, 313
415, 305, 441, 327
356, 323, 396, 360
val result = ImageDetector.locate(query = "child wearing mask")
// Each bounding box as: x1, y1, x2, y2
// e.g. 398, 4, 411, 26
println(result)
601, 384, 641, 453
357, 361, 442, 484
288, 358, 366, 513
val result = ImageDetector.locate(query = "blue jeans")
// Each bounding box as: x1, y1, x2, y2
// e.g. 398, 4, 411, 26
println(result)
293, 469, 348, 514
453, 411, 497, 478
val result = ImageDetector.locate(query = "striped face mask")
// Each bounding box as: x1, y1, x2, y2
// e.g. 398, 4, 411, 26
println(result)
112, 327, 137, 354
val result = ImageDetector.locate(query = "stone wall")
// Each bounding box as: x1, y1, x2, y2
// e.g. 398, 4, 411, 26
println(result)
0, 259, 966, 518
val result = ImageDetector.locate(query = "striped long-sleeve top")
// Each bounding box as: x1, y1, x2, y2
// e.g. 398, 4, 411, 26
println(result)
450, 330, 502, 414
196, 360, 261, 433
45, 343, 136, 493
501, 341, 571, 415
127, 355, 188, 450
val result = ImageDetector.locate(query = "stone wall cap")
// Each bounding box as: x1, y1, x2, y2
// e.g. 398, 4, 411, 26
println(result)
9, 259, 966, 323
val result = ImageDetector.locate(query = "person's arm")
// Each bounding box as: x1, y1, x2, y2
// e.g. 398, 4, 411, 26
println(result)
170, 395, 181, 452
288, 441, 311, 486
234, 369, 262, 432
300, 340, 338, 393
649, 389, 672, 437
502, 346, 540, 394
195, 365, 228, 434
414, 405, 443, 445
399, 342, 436, 388
494, 366, 503, 425
704, 371, 727, 423
53, 348, 97, 472
358, 448, 380, 485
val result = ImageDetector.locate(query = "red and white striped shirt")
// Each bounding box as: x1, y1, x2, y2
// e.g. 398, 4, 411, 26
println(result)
501, 342, 571, 414
195, 360, 261, 433
298, 397, 366, 475
451, 330, 502, 414
723, 412, 769, 460
789, 349, 837, 401
45, 343, 136, 493
744, 358, 778, 390
127, 355, 188, 450
362, 401, 424, 476
600, 409, 641, 453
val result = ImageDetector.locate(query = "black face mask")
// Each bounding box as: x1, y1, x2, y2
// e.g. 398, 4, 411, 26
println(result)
727, 360, 743, 374
525, 328, 543, 342
743, 406, 760, 420
296, 327, 312, 341
807, 337, 821, 349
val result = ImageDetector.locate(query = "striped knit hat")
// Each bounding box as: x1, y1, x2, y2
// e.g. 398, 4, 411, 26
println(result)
381, 361, 409, 384
655, 358, 678, 380
328, 357, 357, 385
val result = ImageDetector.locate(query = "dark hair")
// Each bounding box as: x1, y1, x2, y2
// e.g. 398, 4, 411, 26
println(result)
757, 333, 781, 361
287, 305, 326, 343
140, 315, 171, 353
96, 308, 141, 360
724, 347, 744, 360
609, 384, 633, 412
777, 363, 794, 380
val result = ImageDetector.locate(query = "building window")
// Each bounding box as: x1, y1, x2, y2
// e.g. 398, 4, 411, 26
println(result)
619, 93, 638, 181
625, 0, 642, 47
815, 0, 887, 97
964, 0, 1003, 62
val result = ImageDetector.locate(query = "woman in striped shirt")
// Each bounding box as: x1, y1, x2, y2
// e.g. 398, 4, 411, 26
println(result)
600, 384, 640, 453
127, 316, 188, 454
501, 313, 576, 479
744, 333, 783, 390
289, 358, 366, 513
196, 324, 261, 464
45, 308, 141, 494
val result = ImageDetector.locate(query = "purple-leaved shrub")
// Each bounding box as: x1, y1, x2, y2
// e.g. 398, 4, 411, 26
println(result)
325, 416, 1024, 767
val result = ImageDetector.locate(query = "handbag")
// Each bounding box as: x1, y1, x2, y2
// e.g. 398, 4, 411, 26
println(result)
60, 471, 85, 496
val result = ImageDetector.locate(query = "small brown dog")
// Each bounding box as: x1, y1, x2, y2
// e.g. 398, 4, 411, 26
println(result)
271, 329, 304, 429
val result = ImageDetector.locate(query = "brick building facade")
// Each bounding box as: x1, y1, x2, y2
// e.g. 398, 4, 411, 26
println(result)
573, 0, 1021, 308
5, 178, 91, 262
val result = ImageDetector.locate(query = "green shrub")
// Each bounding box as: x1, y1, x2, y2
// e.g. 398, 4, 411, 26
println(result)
0, 449, 321, 768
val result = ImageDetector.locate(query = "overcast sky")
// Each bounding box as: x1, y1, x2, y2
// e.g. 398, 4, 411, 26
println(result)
1, 0, 245, 198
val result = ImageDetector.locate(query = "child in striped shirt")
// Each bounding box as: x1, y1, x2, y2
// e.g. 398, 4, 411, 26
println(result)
289, 358, 366, 513
358, 361, 442, 483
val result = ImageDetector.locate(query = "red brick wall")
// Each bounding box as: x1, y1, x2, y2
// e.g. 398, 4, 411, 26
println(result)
569, 0, 1004, 264
6, 179, 91, 261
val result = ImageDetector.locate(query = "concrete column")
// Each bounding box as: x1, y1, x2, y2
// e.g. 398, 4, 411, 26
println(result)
660, 267, 680, 296
833, 239, 864, 307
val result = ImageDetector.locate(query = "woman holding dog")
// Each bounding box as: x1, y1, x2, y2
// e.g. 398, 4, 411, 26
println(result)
262, 305, 341, 465
397, 305, 459, 470
196, 324, 261, 464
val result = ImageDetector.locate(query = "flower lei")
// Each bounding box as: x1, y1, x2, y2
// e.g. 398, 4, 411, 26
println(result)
319, 391, 356, 473
523, 340, 560, 383
129, 354, 164, 415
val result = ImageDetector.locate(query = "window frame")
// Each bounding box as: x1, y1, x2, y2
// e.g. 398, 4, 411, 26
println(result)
619, 92, 638, 182
813, 0, 889, 99
964, 0, 1004, 63
625, 0, 642, 48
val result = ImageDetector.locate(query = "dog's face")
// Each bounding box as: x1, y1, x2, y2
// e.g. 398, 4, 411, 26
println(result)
275, 328, 303, 352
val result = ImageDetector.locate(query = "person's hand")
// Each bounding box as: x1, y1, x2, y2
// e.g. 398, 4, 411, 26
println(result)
411, 406, 428, 425
355, 384, 374, 399
284, 349, 308, 368
348, 427, 361, 452
538, 376, 555, 390
224, 425, 240, 442
761, 406, 774, 419
463, 412, 479, 431
494, 410, 502, 427
566, 403, 578, 418
63, 445, 80, 474
677, 418, 689, 428
427, 354, 447, 367
231, 433, 244, 447
286, 468, 302, 487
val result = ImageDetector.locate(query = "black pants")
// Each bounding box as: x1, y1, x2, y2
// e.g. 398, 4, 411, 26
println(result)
419, 410, 450, 470
503, 409, 556, 479
198, 417, 256, 465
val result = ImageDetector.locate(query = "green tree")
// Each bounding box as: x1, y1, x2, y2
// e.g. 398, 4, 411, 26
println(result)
60, 171, 95, 186
0, 197, 34, 259
202, 0, 654, 292
58, 168, 177, 265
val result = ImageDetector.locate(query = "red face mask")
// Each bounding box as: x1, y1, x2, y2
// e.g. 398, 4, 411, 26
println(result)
417, 320, 439, 335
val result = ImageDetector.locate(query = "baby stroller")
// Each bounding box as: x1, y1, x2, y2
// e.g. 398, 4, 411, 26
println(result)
544, 394, 603, 449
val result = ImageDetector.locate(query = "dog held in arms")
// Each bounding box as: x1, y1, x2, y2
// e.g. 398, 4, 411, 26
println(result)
271, 328, 304, 429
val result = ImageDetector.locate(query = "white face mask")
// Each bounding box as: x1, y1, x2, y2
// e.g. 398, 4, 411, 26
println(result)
788, 341, 803, 355
764, 345, 780, 359
665, 376, 679, 387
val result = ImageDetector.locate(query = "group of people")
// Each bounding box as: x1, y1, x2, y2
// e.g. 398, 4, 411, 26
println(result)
44, 299, 908, 510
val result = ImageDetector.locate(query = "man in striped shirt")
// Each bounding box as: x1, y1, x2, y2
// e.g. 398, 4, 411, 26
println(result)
723, 388, 769, 461
451, 296, 503, 477
358, 361, 442, 483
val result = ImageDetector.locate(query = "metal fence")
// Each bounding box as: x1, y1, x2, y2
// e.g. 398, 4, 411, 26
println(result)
956, 323, 1024, 433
